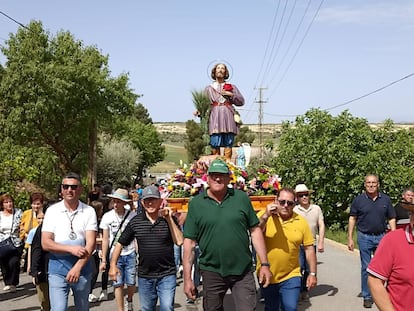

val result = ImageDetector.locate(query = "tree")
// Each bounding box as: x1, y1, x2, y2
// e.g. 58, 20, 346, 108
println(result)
191, 90, 210, 154
185, 120, 205, 161
235, 126, 255, 145
272, 109, 414, 229
97, 139, 141, 187
0, 21, 137, 186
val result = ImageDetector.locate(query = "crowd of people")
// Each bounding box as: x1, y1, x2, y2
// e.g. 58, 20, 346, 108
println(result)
0, 165, 413, 311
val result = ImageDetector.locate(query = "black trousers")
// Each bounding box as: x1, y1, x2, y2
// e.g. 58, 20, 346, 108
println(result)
0, 248, 22, 286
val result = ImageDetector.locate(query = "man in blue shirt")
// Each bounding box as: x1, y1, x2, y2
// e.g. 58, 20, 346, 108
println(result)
347, 174, 396, 308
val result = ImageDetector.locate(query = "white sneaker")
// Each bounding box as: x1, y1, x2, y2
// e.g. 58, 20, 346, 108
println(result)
88, 293, 98, 303
3, 285, 16, 292
98, 291, 108, 301
125, 300, 133, 311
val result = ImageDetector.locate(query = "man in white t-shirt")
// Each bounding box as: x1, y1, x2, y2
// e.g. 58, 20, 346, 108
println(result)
99, 188, 137, 311
42, 172, 97, 311
293, 183, 325, 302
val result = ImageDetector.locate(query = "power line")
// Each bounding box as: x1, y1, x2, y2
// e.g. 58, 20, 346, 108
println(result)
323, 72, 414, 111
0, 10, 29, 30
268, 0, 325, 100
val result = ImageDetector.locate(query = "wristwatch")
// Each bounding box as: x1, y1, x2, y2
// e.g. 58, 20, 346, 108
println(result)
261, 262, 271, 267
310, 272, 317, 277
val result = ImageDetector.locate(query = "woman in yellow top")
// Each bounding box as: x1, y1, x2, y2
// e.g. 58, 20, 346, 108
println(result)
20, 192, 45, 271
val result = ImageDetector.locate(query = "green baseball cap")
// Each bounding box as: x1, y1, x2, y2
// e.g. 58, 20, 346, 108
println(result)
207, 159, 230, 174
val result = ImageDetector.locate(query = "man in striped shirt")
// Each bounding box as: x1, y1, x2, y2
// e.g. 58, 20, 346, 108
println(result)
109, 185, 183, 311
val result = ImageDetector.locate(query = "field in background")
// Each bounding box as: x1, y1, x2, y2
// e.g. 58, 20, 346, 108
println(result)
151, 143, 187, 173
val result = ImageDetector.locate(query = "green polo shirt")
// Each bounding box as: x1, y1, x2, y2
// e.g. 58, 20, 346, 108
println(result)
184, 188, 259, 277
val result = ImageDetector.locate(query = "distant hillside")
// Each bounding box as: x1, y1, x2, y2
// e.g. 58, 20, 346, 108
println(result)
154, 122, 414, 136
154, 122, 282, 136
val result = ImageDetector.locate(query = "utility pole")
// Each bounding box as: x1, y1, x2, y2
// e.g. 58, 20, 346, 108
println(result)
255, 87, 267, 161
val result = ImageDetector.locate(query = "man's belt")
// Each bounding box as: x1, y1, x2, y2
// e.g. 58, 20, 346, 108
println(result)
212, 101, 231, 107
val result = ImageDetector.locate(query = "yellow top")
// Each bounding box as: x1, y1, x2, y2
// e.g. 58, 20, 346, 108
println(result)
20, 209, 39, 246
256, 210, 314, 284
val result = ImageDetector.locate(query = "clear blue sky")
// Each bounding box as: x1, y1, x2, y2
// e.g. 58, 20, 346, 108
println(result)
1, 0, 413, 124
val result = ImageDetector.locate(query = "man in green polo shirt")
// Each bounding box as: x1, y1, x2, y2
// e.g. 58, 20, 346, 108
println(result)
183, 158, 272, 311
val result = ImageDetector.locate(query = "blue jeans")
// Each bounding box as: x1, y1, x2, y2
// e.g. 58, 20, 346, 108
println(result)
114, 252, 137, 287
357, 231, 384, 300
299, 245, 316, 292
48, 273, 91, 311
262, 276, 301, 311
174, 244, 181, 269
138, 274, 176, 311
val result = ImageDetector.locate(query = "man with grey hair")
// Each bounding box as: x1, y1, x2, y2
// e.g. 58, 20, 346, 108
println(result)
348, 174, 396, 308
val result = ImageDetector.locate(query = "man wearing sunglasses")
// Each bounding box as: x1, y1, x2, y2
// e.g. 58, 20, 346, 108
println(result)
257, 187, 317, 311
293, 183, 325, 302
42, 172, 98, 311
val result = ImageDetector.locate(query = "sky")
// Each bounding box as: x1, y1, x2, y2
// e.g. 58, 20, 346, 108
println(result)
1, 0, 413, 124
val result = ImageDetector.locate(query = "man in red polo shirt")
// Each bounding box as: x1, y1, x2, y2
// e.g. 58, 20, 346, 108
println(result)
367, 200, 414, 310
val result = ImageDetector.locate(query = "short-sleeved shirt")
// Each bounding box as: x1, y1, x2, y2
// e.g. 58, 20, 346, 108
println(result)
184, 188, 259, 277
293, 204, 324, 240
367, 226, 414, 311
349, 192, 395, 234
42, 200, 97, 276
257, 210, 314, 284
118, 212, 176, 279
26, 226, 38, 246
99, 209, 136, 257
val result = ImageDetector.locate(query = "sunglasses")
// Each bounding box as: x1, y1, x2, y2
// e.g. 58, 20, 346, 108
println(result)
277, 199, 295, 207
62, 184, 79, 190
298, 193, 309, 198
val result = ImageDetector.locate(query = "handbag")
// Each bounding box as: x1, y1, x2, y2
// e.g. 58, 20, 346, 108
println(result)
0, 237, 18, 259
0, 210, 19, 259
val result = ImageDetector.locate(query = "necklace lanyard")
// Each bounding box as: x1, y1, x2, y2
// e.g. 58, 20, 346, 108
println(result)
65, 210, 78, 240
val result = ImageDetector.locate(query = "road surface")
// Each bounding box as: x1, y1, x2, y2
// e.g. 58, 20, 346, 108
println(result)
0, 239, 378, 311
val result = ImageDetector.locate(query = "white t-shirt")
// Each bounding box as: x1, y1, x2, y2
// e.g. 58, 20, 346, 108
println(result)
42, 200, 98, 247
99, 209, 136, 257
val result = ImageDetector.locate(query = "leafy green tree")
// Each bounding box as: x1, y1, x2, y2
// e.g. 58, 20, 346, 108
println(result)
235, 126, 255, 145
185, 120, 204, 161
272, 109, 414, 229
0, 21, 137, 181
97, 139, 141, 186
191, 90, 210, 153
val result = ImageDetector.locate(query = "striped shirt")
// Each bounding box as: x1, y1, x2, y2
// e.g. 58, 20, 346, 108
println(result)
118, 212, 176, 278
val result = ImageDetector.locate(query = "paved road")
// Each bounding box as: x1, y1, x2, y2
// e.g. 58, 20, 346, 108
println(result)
0, 239, 378, 311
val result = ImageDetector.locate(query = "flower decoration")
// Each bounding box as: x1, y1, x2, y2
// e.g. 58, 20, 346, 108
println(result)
165, 161, 208, 198
164, 158, 281, 198
223, 83, 233, 92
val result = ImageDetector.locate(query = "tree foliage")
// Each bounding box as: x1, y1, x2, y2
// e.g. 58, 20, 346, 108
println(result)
235, 126, 255, 145
0, 21, 137, 174
97, 139, 141, 187
272, 109, 414, 229
185, 120, 205, 161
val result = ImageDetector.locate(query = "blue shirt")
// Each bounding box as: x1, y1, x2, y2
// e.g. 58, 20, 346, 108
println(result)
350, 192, 396, 234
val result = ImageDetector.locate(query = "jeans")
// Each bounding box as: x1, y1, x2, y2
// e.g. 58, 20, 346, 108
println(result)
299, 245, 316, 292
113, 252, 137, 287
49, 273, 91, 311
201, 270, 256, 311
357, 231, 384, 300
174, 244, 181, 269
138, 274, 176, 311
262, 276, 301, 311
